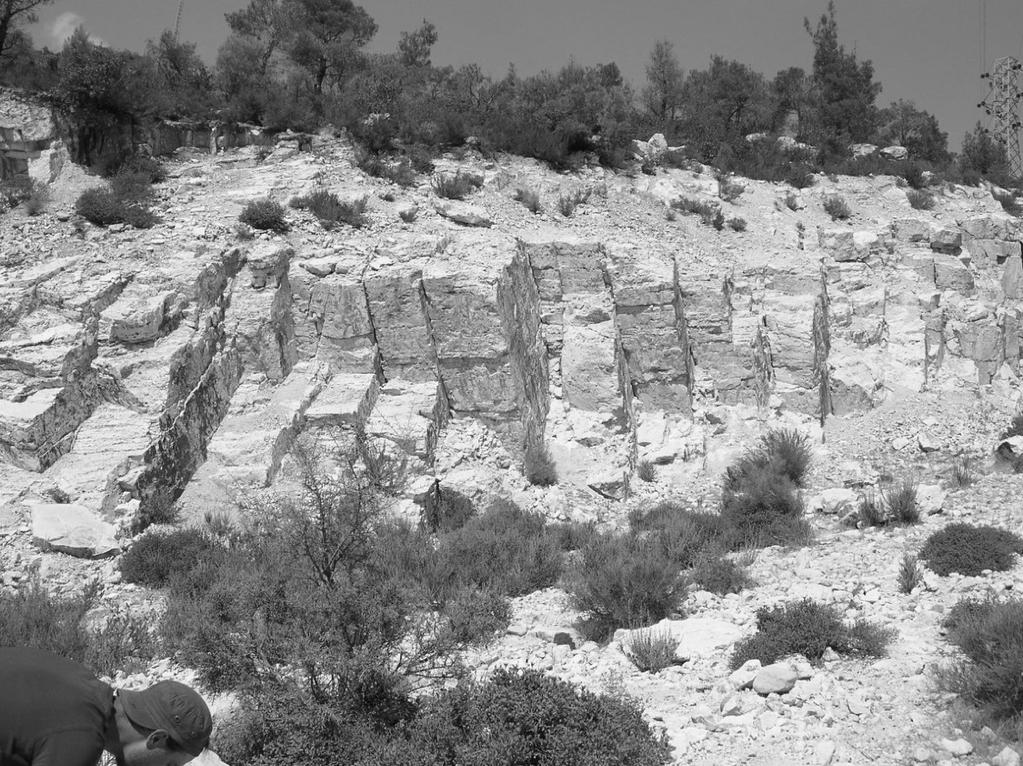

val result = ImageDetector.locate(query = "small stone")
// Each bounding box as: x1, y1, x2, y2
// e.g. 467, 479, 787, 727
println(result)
753, 662, 798, 695
993, 746, 1022, 766
918, 432, 941, 452
939, 738, 974, 757
728, 659, 761, 690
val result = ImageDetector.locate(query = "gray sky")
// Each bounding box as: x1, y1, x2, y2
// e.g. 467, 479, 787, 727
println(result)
30, 0, 1023, 150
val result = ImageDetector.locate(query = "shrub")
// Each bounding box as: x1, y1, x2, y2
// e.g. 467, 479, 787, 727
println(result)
784, 191, 800, 210
717, 175, 745, 202
569, 531, 684, 640
423, 487, 476, 533
0, 577, 155, 677
898, 553, 922, 594
785, 164, 816, 189
524, 441, 558, 486
440, 585, 512, 646
356, 151, 416, 187
291, 190, 368, 229
239, 198, 288, 232
857, 492, 886, 527
906, 189, 935, 210
727, 217, 747, 232
882, 478, 919, 524
687, 547, 752, 595
399, 207, 418, 224
410, 668, 673, 766
430, 501, 563, 600
670, 196, 722, 228
823, 194, 851, 220
75, 188, 124, 226
941, 596, 1023, 721
951, 456, 974, 487
549, 520, 600, 552
21, 180, 49, 216
919, 523, 1023, 576
1, 174, 35, 209
119, 528, 219, 587
431, 170, 484, 200
637, 459, 656, 482
729, 599, 895, 669
557, 188, 590, 217
514, 186, 542, 214
109, 170, 155, 204
628, 630, 680, 673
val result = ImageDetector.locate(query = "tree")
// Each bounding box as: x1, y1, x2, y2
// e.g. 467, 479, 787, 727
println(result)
679, 56, 773, 160
959, 122, 1012, 183
397, 18, 436, 68
641, 40, 684, 131
771, 67, 811, 136
224, 0, 296, 75
804, 1, 882, 149
875, 100, 949, 164
285, 0, 376, 93
145, 30, 215, 119
0, 0, 53, 61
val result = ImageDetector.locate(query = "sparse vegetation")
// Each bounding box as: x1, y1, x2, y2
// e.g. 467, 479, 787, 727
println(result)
951, 456, 974, 487
687, 546, 753, 595
0, 577, 155, 677
570, 530, 685, 640
941, 596, 1023, 724
729, 598, 895, 669
717, 175, 745, 202
524, 441, 558, 486
291, 190, 368, 229
898, 553, 922, 594
637, 459, 656, 482
399, 206, 418, 223
514, 186, 542, 214
906, 189, 935, 210
919, 523, 1023, 577
823, 194, 851, 220
727, 217, 747, 232
119, 528, 220, 587
557, 188, 591, 217
857, 493, 886, 527
628, 630, 681, 673
882, 478, 919, 524
239, 198, 288, 233
784, 191, 800, 211
75, 186, 157, 229
356, 151, 417, 187
670, 197, 723, 228
432, 171, 484, 200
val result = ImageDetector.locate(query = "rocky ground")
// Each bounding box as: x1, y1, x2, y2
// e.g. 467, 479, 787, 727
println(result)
2, 132, 1023, 765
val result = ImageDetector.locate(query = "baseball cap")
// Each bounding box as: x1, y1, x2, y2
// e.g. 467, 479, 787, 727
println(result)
119, 680, 213, 757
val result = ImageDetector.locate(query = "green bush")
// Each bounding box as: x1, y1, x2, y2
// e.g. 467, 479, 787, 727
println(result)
729, 599, 895, 669
941, 596, 1023, 721
430, 500, 563, 600
823, 194, 851, 220
637, 459, 656, 482
412, 668, 672, 766
431, 171, 483, 200
423, 486, 476, 533
857, 492, 886, 527
906, 189, 935, 210
882, 478, 919, 524
725, 428, 812, 490
670, 196, 721, 227
628, 502, 724, 567
514, 186, 542, 214
569, 531, 683, 640
356, 151, 417, 187
292, 190, 368, 229
239, 198, 288, 232
628, 629, 680, 673
221, 668, 671, 766
119, 528, 219, 587
687, 547, 752, 595
727, 217, 747, 232
0, 577, 155, 677
76, 187, 155, 228
440, 585, 511, 646
524, 442, 558, 486
557, 188, 591, 217
898, 553, 922, 594
919, 523, 1023, 576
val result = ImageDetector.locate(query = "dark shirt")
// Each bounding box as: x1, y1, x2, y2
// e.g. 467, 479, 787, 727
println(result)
0, 647, 114, 766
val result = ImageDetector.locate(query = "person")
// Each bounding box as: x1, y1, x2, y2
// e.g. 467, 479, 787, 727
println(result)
0, 647, 212, 766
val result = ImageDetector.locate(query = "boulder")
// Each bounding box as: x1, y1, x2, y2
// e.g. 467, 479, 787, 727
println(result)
916, 484, 946, 515
820, 229, 880, 262
30, 503, 119, 558
850, 143, 878, 159
993, 746, 1022, 766
752, 662, 798, 695
929, 227, 962, 255
932, 254, 974, 293
728, 659, 762, 690
614, 617, 743, 661
891, 218, 931, 243
881, 145, 909, 161
1002, 256, 1023, 299
99, 290, 174, 344
433, 200, 492, 227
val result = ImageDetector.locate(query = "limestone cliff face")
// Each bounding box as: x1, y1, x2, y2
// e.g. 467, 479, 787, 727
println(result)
3, 150, 1023, 538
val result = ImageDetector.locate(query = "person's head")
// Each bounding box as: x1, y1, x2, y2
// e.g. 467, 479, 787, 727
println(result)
110, 680, 213, 766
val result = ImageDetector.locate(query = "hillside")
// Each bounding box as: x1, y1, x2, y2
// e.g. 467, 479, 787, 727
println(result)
2, 128, 1023, 765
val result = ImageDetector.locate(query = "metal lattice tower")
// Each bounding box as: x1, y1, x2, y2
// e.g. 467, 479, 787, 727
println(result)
980, 56, 1023, 180
174, 0, 184, 40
